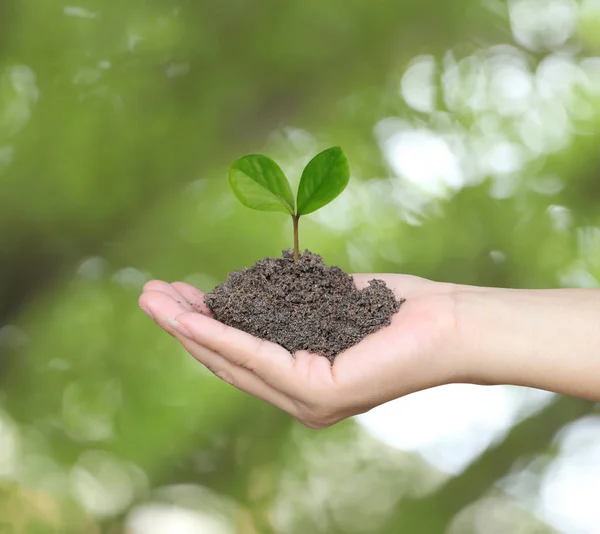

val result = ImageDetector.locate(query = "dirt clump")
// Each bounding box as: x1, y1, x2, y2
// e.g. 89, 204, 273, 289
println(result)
204, 250, 404, 362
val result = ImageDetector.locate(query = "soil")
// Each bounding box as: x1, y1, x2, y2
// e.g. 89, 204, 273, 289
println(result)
204, 250, 404, 362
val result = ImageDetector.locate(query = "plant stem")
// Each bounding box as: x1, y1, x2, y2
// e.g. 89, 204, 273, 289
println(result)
292, 215, 300, 261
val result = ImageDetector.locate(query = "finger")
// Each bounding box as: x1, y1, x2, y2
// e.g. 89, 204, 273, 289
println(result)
176, 335, 298, 415
351, 273, 433, 299
141, 290, 298, 414
142, 280, 194, 312
175, 312, 299, 395
170, 282, 213, 316
140, 290, 189, 329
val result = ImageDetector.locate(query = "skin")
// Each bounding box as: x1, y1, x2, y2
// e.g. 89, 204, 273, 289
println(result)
138, 276, 600, 429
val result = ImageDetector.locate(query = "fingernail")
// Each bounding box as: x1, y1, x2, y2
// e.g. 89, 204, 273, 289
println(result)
167, 318, 192, 339
141, 307, 154, 320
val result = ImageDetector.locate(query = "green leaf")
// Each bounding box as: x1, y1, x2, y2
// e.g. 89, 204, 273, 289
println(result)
296, 147, 350, 216
229, 155, 295, 214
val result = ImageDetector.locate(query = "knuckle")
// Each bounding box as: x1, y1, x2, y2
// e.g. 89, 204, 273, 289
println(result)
233, 339, 266, 373
238, 357, 257, 373
209, 367, 236, 388
230, 352, 254, 373
252, 338, 270, 361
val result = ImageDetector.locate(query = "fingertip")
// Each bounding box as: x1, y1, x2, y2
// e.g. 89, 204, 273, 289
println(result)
138, 293, 155, 319
138, 290, 153, 310
141, 290, 190, 322
171, 281, 201, 292
139, 290, 162, 314
142, 280, 170, 293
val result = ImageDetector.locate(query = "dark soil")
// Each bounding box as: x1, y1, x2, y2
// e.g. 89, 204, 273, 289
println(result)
204, 250, 404, 362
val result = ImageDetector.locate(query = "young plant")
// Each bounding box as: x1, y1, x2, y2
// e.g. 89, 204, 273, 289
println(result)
228, 146, 350, 261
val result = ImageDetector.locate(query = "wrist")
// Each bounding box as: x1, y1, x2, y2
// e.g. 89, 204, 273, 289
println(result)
452, 285, 600, 399
412, 282, 491, 387
451, 286, 509, 387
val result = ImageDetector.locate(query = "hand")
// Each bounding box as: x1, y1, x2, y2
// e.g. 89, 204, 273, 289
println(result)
139, 275, 464, 429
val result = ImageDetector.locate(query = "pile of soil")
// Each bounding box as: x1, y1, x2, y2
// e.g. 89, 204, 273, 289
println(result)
204, 250, 404, 362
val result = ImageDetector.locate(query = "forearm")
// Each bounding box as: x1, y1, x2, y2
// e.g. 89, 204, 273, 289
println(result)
456, 287, 600, 401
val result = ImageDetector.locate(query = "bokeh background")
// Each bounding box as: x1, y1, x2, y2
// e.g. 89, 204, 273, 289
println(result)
1, 0, 600, 532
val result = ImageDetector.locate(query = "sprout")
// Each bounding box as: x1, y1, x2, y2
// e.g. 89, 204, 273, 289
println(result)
228, 147, 350, 260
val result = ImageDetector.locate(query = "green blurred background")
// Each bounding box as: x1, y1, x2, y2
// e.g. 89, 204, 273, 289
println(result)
1, 0, 600, 532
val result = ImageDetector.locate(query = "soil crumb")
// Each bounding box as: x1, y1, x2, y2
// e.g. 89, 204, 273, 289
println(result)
204, 250, 404, 362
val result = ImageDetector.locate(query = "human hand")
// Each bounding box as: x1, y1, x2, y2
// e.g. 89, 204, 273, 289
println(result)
139, 275, 464, 429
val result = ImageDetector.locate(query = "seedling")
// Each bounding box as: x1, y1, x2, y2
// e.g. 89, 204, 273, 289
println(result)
228, 146, 350, 261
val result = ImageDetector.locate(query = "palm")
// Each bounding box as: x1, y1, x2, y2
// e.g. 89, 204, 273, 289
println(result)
139, 274, 457, 428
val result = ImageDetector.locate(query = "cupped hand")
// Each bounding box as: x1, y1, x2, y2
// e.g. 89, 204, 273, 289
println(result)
139, 275, 464, 429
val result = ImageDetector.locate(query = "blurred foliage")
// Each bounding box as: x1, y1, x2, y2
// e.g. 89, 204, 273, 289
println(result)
1, 0, 600, 532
